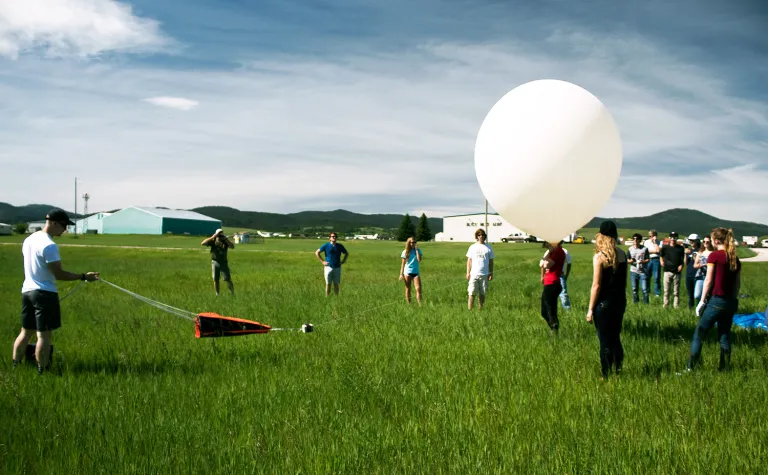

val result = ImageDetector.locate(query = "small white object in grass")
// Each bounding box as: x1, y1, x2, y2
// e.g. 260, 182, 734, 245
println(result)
301, 323, 314, 333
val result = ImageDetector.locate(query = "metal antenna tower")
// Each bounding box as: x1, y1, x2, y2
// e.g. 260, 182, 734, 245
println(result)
82, 193, 90, 234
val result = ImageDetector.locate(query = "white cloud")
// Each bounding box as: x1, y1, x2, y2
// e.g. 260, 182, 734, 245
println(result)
143, 97, 199, 111
599, 162, 768, 223
0, 0, 170, 59
0, 29, 766, 224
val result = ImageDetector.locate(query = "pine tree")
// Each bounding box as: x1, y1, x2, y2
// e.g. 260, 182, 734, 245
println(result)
416, 213, 432, 242
397, 214, 416, 242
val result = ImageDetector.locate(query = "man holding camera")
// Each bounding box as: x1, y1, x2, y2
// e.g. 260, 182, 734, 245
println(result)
202, 229, 235, 296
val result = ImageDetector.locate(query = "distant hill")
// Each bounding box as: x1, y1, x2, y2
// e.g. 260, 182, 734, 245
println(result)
585, 208, 768, 239
191, 206, 443, 236
0, 202, 442, 237
3, 202, 767, 239
0, 203, 83, 224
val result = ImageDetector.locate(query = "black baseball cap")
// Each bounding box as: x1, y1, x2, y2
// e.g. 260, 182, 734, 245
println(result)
599, 220, 618, 239
46, 208, 75, 226
669, 231, 679, 238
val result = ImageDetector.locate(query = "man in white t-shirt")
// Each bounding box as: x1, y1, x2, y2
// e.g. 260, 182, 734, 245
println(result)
466, 228, 494, 310
12, 209, 100, 375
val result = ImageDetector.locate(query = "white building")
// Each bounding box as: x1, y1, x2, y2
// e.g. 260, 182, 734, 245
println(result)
437, 213, 579, 243
71, 212, 113, 234
27, 221, 46, 233
0, 223, 12, 235
437, 213, 531, 243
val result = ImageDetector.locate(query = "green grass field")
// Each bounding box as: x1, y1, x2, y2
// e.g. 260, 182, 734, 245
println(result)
1, 235, 767, 474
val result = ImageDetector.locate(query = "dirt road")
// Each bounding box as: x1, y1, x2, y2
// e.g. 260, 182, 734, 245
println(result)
742, 248, 768, 262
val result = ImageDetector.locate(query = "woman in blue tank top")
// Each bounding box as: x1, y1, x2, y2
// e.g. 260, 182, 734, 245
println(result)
586, 220, 629, 380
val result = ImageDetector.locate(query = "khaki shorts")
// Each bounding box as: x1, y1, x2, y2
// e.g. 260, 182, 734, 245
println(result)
324, 266, 341, 285
468, 274, 489, 296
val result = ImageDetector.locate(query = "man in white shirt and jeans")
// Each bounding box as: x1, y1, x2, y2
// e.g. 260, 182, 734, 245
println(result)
466, 228, 494, 310
12, 209, 99, 374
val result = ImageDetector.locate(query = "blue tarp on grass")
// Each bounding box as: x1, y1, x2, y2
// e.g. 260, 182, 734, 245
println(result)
732, 312, 768, 332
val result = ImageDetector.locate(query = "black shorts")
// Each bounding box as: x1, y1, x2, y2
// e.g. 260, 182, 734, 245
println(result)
21, 290, 62, 332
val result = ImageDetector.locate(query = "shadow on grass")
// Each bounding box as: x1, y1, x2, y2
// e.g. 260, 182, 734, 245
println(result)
625, 317, 768, 346
51, 346, 287, 376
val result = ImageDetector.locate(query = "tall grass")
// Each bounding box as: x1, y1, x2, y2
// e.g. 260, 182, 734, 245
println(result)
1, 238, 766, 474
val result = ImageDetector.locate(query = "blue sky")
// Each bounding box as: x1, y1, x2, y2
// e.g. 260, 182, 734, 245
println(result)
1, 0, 767, 224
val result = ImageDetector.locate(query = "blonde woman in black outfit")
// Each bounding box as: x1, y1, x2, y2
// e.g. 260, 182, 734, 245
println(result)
586, 221, 629, 380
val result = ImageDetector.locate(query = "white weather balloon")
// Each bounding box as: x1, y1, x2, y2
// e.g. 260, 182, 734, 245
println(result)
474, 79, 623, 243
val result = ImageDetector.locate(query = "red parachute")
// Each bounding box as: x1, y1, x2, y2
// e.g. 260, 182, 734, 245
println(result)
195, 312, 272, 338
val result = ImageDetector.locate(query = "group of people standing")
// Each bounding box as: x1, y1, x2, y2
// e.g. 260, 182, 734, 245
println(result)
13, 210, 744, 380
628, 230, 716, 310
587, 222, 743, 379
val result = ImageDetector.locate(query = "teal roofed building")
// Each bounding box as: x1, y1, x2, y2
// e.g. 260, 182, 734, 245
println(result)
101, 206, 222, 235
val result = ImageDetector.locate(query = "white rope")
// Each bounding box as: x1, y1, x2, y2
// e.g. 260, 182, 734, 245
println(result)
99, 278, 197, 321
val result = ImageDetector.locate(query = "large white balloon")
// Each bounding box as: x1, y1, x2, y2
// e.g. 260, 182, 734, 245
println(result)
474, 79, 623, 243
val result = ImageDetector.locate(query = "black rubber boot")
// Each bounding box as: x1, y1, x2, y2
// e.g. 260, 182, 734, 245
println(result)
718, 349, 731, 372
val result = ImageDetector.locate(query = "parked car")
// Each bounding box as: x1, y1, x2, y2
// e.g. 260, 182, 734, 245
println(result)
501, 233, 529, 243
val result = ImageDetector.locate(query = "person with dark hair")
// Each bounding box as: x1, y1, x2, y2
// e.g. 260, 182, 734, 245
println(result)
540, 240, 566, 333
693, 236, 714, 304
586, 220, 628, 380
660, 231, 686, 308
687, 227, 741, 371
466, 228, 494, 310
684, 234, 701, 309
315, 232, 349, 297
643, 229, 662, 297
627, 233, 650, 304
201, 229, 235, 296
12, 209, 100, 374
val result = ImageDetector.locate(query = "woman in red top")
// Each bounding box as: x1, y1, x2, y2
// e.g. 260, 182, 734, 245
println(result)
540, 240, 566, 333
687, 227, 742, 371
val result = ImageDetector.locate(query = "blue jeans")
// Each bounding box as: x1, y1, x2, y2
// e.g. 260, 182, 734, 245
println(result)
688, 296, 737, 370
630, 271, 649, 304
686, 276, 696, 309
647, 258, 661, 296
694, 278, 705, 302
559, 276, 571, 310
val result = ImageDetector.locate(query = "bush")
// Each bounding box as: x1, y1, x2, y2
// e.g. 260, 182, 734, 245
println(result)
13, 223, 28, 234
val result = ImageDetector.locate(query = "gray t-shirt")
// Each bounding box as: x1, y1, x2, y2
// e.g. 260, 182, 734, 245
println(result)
628, 245, 649, 274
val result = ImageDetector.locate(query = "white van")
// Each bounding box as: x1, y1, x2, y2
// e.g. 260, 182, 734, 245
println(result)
763, 239, 768, 248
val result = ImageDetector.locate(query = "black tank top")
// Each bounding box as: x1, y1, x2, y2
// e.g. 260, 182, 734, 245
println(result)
598, 248, 628, 303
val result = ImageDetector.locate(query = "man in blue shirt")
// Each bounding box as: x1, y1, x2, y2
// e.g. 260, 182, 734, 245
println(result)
315, 232, 349, 296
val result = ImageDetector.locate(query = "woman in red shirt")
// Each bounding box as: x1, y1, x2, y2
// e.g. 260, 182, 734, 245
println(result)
540, 240, 566, 333
687, 227, 742, 371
